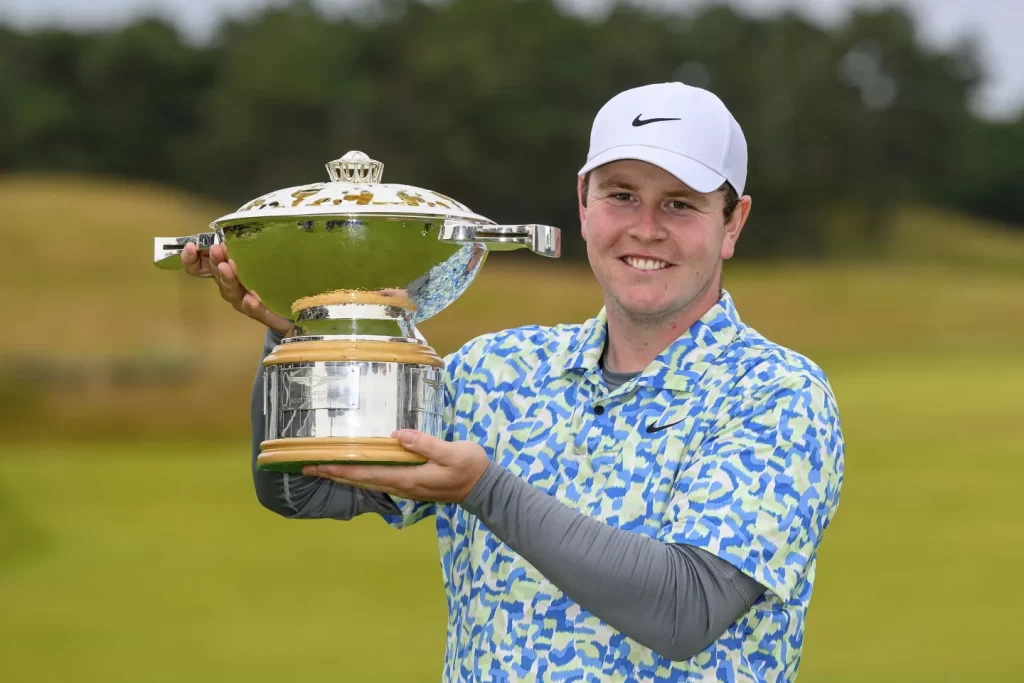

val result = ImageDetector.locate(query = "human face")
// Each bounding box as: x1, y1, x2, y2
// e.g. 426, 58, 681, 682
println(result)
578, 159, 749, 325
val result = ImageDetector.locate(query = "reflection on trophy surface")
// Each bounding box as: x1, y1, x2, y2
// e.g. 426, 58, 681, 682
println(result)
153, 151, 560, 468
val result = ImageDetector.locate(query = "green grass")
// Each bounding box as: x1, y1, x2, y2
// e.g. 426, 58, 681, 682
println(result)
799, 353, 1024, 682
2, 352, 1023, 681
0, 444, 447, 682
3, 173, 1024, 680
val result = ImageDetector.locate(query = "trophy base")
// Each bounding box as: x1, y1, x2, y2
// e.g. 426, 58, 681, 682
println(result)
257, 436, 427, 472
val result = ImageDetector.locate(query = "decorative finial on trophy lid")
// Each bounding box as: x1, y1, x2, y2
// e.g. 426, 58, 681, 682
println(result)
326, 151, 384, 184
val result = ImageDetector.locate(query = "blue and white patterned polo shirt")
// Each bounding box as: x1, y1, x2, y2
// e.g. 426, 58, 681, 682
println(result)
382, 290, 845, 682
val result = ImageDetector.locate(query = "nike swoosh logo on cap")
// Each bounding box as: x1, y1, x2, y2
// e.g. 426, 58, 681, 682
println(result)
632, 114, 682, 127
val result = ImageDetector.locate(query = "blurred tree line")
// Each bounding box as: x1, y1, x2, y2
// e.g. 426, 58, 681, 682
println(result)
0, 0, 1021, 260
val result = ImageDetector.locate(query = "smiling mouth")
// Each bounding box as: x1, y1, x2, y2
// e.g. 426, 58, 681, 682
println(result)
622, 256, 671, 271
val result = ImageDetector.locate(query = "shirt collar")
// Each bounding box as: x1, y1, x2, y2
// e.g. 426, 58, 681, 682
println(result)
561, 290, 744, 393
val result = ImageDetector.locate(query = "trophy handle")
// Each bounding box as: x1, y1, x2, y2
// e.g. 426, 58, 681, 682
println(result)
439, 223, 560, 258
153, 232, 220, 269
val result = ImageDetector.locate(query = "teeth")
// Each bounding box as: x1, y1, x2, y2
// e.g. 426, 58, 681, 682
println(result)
625, 256, 669, 271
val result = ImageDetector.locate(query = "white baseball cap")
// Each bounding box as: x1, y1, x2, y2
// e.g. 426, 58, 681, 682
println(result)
578, 82, 748, 195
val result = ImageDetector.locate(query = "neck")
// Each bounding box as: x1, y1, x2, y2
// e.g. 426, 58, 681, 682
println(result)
603, 283, 721, 374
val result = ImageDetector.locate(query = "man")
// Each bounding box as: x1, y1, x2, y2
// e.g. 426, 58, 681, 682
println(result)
184, 82, 844, 681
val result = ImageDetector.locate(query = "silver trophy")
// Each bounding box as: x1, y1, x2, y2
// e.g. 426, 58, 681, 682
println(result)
154, 151, 560, 469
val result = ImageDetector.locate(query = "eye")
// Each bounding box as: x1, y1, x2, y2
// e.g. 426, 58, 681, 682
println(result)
612, 192, 634, 202
669, 200, 693, 211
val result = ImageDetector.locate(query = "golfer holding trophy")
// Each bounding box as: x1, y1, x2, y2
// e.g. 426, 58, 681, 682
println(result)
157, 83, 844, 682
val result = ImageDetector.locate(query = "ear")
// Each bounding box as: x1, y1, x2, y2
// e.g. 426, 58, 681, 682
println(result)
720, 195, 752, 261
577, 175, 588, 242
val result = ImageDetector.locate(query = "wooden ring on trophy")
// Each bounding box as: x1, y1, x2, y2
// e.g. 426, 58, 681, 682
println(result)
263, 339, 443, 367
291, 288, 418, 315
257, 437, 427, 471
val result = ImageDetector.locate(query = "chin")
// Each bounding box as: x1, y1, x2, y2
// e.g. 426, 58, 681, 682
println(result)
615, 296, 677, 320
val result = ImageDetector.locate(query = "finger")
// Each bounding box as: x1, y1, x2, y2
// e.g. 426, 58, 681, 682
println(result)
205, 248, 223, 283
216, 260, 236, 283
215, 261, 246, 303
240, 292, 263, 317
314, 463, 417, 492
324, 475, 405, 497
181, 242, 211, 277
315, 463, 389, 481
209, 243, 228, 264
223, 259, 249, 296
217, 257, 248, 293
394, 430, 452, 463
207, 245, 229, 282
241, 292, 293, 335
303, 466, 365, 487
196, 249, 215, 277
181, 241, 197, 265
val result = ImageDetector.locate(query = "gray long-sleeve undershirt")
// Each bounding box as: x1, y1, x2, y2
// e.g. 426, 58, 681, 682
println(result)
250, 329, 765, 661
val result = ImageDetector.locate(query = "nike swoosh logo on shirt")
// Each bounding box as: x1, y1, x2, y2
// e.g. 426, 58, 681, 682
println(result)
645, 417, 686, 434
632, 114, 682, 127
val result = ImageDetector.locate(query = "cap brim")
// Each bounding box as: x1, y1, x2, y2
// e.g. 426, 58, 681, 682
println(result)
577, 146, 726, 193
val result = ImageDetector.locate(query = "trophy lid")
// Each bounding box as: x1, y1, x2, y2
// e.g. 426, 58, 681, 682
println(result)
212, 151, 491, 226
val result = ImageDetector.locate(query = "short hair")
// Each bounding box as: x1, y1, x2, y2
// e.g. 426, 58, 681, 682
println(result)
580, 170, 740, 221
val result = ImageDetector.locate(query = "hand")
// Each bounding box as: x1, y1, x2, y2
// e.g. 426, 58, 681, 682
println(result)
302, 430, 492, 503
181, 241, 294, 336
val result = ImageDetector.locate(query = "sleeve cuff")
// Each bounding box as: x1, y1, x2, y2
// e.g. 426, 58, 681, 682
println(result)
661, 527, 793, 602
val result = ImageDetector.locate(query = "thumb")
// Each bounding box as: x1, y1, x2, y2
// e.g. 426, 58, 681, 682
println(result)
395, 430, 451, 462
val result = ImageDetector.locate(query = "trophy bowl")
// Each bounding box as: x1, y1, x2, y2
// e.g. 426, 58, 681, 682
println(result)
154, 151, 560, 469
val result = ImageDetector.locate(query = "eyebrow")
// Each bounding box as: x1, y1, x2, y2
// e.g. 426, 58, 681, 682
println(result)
597, 175, 706, 204
596, 176, 639, 192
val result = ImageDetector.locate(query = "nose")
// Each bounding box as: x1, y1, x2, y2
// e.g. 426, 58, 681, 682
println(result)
626, 204, 666, 243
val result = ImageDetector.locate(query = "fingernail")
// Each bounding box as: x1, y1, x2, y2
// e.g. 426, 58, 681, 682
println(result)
397, 430, 416, 446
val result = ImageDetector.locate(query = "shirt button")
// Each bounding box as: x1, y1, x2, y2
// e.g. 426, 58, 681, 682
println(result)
593, 405, 605, 415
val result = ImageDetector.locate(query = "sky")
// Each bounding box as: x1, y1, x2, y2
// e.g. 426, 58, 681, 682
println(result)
1, 0, 1021, 120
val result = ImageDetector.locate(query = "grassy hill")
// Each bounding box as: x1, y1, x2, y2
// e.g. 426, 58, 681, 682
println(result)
1, 174, 1023, 681
2, 174, 1022, 356
1, 172, 1022, 438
